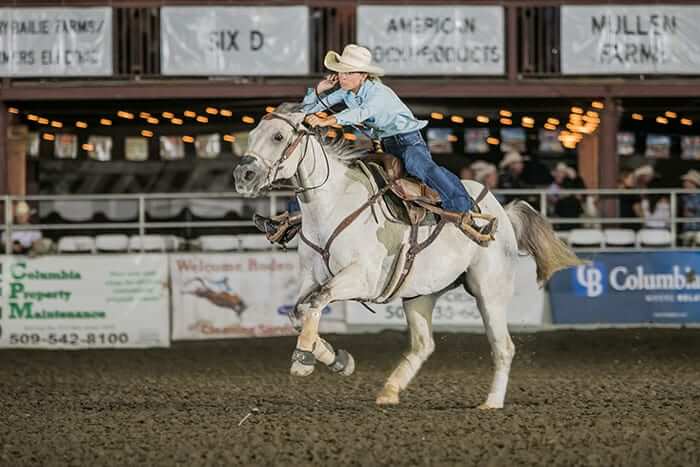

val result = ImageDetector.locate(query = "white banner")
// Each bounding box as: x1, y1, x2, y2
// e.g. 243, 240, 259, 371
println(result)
357, 6, 504, 75
161, 6, 309, 76
347, 256, 544, 326
0, 8, 112, 77
170, 253, 345, 340
561, 6, 700, 74
0, 255, 169, 349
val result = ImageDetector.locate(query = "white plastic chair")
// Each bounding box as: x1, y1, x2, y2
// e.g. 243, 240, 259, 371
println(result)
189, 199, 230, 219
237, 234, 273, 251
604, 229, 636, 247
95, 234, 130, 252
567, 228, 604, 247
129, 235, 167, 252
146, 199, 186, 220
637, 229, 672, 247
54, 200, 95, 222
199, 235, 240, 252
102, 200, 139, 221
57, 236, 96, 253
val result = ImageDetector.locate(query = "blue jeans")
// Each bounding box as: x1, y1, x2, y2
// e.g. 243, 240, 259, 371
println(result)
382, 131, 474, 213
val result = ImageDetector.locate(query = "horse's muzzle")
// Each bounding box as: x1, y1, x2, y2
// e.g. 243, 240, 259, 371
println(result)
233, 156, 266, 196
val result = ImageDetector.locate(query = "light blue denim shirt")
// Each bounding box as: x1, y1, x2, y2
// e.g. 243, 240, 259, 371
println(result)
301, 80, 427, 139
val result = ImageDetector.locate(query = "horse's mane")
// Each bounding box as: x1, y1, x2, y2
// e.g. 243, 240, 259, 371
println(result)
318, 131, 370, 165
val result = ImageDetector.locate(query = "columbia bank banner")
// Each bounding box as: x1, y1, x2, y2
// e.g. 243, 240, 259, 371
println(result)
170, 253, 344, 340
550, 252, 700, 324
161, 6, 309, 76
0, 255, 170, 349
0, 8, 112, 77
357, 6, 504, 75
561, 6, 700, 74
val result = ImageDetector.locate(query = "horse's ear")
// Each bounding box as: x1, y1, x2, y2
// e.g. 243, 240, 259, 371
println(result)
275, 102, 304, 114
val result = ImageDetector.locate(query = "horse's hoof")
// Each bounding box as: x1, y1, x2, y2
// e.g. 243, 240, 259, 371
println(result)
376, 385, 400, 405
290, 360, 315, 377
477, 402, 503, 410
327, 349, 356, 376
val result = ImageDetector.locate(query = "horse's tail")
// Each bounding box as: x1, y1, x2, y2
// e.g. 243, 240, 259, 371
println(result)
505, 200, 585, 285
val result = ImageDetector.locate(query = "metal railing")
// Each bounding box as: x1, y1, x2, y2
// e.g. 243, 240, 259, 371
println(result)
1, 188, 699, 254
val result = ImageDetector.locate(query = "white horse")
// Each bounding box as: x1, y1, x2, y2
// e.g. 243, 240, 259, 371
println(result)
233, 108, 582, 409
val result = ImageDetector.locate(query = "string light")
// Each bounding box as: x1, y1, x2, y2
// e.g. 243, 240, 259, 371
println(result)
171, 118, 183, 125
220, 109, 233, 117
147, 117, 159, 124
447, 134, 458, 142
632, 113, 643, 121
450, 115, 464, 124
522, 116, 535, 125
100, 118, 112, 126
591, 101, 605, 109
547, 117, 560, 125
42, 133, 55, 141
681, 118, 693, 126
665, 111, 677, 119
499, 118, 512, 125
242, 116, 255, 124
141, 130, 153, 137
117, 111, 134, 119
76, 121, 88, 128
544, 123, 557, 131
265, 106, 276, 113
499, 110, 512, 117
82, 143, 94, 151
184, 110, 196, 118
196, 115, 208, 123
162, 112, 174, 119
430, 112, 444, 120
50, 121, 63, 128
38, 117, 49, 125
139, 112, 151, 119
27, 114, 39, 121
182, 136, 194, 143
8, 107, 19, 114
656, 116, 668, 124
486, 137, 499, 145
586, 111, 599, 118
223, 134, 236, 142
476, 115, 489, 124
205, 107, 219, 115
570, 106, 584, 115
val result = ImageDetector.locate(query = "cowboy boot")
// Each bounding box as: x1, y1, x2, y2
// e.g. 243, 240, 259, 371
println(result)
439, 210, 498, 245
253, 212, 303, 244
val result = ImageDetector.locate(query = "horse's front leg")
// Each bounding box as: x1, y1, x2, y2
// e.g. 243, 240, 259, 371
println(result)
290, 263, 368, 377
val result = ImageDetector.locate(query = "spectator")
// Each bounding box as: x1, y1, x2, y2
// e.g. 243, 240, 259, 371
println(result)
680, 169, 700, 245
471, 161, 504, 204
644, 181, 670, 229
1, 201, 43, 255
458, 165, 474, 181
547, 162, 575, 215
498, 151, 529, 189
618, 168, 642, 230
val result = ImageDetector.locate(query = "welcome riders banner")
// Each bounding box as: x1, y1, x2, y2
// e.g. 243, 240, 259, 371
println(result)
160, 6, 309, 76
561, 5, 700, 74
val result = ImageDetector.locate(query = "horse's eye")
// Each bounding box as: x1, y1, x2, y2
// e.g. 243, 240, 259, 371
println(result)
273, 132, 284, 142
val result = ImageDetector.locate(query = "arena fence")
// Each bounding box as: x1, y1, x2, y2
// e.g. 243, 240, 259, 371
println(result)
2, 188, 699, 254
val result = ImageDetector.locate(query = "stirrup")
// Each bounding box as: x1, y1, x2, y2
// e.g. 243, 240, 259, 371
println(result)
458, 212, 497, 246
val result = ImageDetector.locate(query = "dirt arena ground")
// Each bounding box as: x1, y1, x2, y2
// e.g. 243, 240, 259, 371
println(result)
1, 328, 699, 466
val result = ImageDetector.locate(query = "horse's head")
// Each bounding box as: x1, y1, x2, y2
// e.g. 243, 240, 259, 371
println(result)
233, 105, 308, 197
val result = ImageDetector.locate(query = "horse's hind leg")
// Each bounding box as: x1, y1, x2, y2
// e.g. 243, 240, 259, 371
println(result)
376, 294, 437, 405
465, 268, 516, 410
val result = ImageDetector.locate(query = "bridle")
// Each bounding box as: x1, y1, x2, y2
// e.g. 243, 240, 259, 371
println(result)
253, 112, 331, 195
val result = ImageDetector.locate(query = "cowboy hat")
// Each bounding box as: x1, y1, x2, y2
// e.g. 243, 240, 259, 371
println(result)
471, 161, 497, 183
499, 151, 528, 169
552, 162, 576, 179
682, 169, 700, 187
633, 164, 654, 179
324, 44, 385, 76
